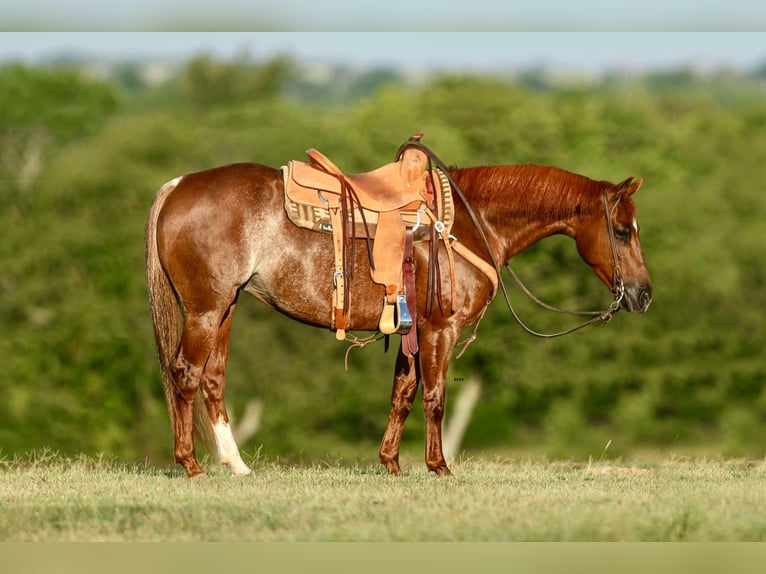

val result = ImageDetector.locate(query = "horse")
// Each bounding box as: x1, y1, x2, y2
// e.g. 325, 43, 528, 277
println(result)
145, 157, 653, 478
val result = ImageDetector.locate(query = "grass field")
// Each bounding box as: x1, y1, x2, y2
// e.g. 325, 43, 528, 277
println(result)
2, 451, 766, 542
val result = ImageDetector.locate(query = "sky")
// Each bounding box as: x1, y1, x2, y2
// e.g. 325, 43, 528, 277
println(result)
1, 1, 765, 31
1, 33, 765, 74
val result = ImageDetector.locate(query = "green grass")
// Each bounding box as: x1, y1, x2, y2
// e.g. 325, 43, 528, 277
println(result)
2, 451, 766, 541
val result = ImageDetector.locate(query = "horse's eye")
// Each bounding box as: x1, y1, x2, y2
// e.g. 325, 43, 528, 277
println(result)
614, 226, 631, 243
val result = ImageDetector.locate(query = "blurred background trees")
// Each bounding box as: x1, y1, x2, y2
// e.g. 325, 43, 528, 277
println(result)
0, 64, 117, 203
1, 53, 764, 465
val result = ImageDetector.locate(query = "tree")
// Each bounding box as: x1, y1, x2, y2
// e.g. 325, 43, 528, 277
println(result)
181, 53, 295, 109
0, 64, 118, 201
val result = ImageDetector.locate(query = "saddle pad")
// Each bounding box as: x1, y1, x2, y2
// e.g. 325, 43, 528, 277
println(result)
282, 161, 454, 242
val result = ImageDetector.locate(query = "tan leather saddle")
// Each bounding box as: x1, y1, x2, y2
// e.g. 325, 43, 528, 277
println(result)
281, 134, 454, 352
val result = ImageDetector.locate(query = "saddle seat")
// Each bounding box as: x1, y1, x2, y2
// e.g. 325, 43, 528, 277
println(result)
285, 148, 442, 241
301, 147, 427, 212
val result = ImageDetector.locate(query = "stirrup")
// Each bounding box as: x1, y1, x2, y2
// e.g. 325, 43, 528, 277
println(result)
395, 293, 413, 334
378, 294, 413, 335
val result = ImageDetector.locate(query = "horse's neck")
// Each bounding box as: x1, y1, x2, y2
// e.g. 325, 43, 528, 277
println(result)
453, 165, 600, 261
503, 215, 571, 259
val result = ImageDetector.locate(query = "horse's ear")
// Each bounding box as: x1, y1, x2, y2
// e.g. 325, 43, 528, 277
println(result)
614, 177, 644, 197
628, 177, 645, 196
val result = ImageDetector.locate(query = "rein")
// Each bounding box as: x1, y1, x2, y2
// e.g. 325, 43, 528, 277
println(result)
397, 138, 625, 342
500, 192, 625, 339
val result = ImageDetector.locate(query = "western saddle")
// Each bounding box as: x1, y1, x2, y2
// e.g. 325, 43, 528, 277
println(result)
282, 134, 456, 356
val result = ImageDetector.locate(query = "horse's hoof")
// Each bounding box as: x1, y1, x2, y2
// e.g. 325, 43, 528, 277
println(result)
388, 466, 402, 476
380, 457, 402, 476
183, 462, 205, 478
428, 464, 452, 476
226, 460, 253, 476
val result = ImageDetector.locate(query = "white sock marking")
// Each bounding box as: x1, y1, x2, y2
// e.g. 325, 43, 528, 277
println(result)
213, 419, 252, 476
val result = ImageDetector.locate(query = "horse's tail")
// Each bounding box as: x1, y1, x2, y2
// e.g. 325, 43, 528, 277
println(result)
145, 176, 184, 431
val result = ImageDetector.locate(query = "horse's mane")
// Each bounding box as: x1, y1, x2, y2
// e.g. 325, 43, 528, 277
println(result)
449, 164, 607, 221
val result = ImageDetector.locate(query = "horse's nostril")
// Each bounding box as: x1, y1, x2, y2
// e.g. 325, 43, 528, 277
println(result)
639, 286, 652, 310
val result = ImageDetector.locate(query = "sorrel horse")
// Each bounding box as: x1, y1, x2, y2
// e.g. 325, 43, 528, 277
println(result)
146, 156, 652, 478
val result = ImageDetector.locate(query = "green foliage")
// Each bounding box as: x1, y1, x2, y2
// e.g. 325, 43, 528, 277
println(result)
181, 53, 295, 109
0, 63, 118, 200
1, 57, 765, 464
0, 63, 117, 136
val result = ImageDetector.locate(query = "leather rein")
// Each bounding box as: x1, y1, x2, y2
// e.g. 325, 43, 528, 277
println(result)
397, 139, 625, 342
502, 192, 625, 339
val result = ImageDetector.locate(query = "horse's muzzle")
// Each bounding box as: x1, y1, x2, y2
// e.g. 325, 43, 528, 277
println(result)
621, 283, 653, 313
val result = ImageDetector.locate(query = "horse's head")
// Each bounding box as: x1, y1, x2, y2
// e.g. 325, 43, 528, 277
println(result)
575, 177, 653, 313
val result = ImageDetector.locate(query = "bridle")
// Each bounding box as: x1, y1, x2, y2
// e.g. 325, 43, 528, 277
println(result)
500, 191, 626, 339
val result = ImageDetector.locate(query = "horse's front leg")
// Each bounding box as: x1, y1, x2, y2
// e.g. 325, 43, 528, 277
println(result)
379, 343, 420, 475
419, 327, 459, 475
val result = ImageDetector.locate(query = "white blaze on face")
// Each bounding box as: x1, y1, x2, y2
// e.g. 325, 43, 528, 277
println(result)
212, 419, 252, 476
632, 217, 639, 236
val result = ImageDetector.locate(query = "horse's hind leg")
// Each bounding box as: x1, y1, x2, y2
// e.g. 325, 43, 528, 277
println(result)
379, 343, 421, 475
170, 310, 227, 477
200, 298, 252, 476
